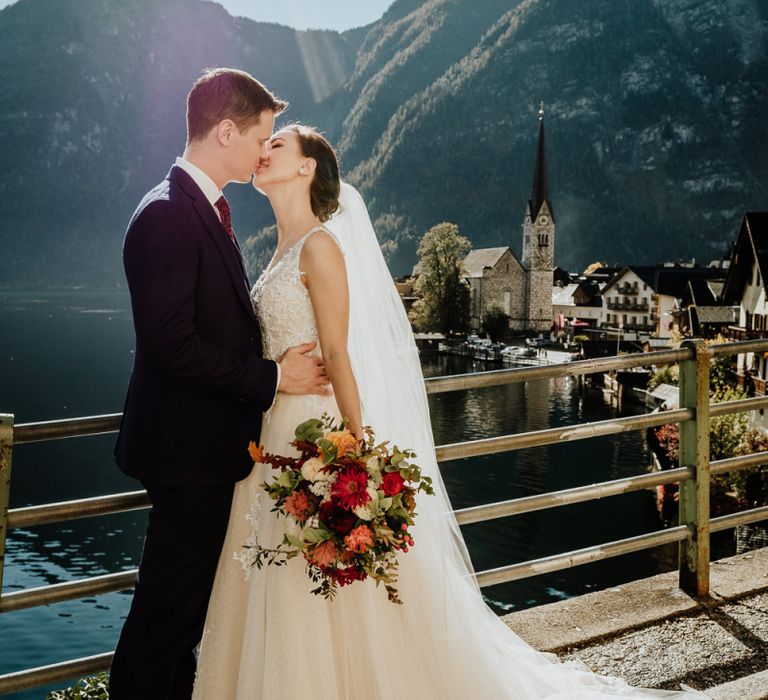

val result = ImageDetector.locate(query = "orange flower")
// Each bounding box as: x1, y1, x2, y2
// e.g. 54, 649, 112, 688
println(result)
344, 525, 374, 554
248, 442, 265, 463
283, 490, 317, 523
307, 540, 338, 568
325, 430, 358, 457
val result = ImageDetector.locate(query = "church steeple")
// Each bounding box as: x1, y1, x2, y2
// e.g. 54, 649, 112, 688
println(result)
521, 102, 555, 332
528, 102, 553, 222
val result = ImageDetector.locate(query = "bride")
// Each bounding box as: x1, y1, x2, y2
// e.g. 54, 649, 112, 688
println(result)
192, 125, 706, 699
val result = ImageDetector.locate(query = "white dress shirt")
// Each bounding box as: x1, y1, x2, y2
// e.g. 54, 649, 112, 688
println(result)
174, 156, 281, 407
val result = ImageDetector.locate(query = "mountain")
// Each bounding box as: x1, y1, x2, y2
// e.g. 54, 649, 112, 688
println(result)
0, 0, 766, 286
334, 0, 768, 273
0, 0, 360, 287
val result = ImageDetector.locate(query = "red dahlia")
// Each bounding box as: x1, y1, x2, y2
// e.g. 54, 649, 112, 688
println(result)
331, 466, 371, 510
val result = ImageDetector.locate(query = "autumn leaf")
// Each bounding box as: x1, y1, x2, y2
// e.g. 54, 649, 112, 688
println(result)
248, 441, 265, 463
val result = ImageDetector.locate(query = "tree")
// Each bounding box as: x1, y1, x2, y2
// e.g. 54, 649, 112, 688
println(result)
410, 222, 471, 334
583, 261, 607, 276
482, 305, 509, 342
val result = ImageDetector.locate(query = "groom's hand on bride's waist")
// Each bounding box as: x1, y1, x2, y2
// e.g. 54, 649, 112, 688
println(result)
277, 342, 332, 396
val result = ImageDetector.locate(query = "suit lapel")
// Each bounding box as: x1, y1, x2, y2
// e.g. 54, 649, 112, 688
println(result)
169, 167, 258, 324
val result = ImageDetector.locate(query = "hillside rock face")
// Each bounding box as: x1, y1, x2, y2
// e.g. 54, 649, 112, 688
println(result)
0, 0, 359, 286
0, 0, 765, 285
335, 0, 768, 273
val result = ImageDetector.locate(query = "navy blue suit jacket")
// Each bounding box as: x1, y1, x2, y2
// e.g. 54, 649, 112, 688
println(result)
115, 166, 278, 486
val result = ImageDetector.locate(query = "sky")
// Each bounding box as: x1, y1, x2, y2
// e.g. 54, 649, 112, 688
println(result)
0, 0, 397, 31
216, 0, 394, 30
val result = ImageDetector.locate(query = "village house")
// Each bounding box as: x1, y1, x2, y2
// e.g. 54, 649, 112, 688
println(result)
672, 278, 735, 338
600, 267, 659, 336
720, 212, 768, 394
600, 265, 725, 339
552, 278, 603, 332
394, 276, 418, 316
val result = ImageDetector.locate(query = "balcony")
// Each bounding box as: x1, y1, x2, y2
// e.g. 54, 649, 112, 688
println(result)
606, 300, 650, 312
728, 326, 768, 341
617, 283, 639, 295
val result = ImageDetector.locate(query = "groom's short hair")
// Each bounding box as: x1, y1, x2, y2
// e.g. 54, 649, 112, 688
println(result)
186, 68, 288, 143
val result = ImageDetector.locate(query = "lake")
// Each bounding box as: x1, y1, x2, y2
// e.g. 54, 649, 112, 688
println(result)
0, 291, 736, 699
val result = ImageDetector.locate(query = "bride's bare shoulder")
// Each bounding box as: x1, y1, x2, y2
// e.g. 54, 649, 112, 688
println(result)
300, 228, 344, 264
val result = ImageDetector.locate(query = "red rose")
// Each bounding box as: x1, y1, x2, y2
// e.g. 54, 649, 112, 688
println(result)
382, 471, 405, 496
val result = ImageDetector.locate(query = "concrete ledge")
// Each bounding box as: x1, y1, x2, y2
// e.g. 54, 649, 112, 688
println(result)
502, 547, 768, 652
708, 669, 768, 700
500, 548, 768, 693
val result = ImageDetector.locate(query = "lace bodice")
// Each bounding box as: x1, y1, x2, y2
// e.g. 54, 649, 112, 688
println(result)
251, 226, 336, 361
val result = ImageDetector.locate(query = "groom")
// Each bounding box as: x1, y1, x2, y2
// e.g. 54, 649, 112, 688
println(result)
111, 68, 329, 699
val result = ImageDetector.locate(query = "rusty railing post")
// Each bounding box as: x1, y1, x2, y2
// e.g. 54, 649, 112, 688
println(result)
678, 340, 711, 596
0, 414, 14, 598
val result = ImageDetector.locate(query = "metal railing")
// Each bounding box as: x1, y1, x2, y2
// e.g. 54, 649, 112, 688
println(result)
2, 338, 768, 694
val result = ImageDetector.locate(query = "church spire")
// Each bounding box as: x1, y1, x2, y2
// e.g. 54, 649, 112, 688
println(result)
528, 102, 553, 222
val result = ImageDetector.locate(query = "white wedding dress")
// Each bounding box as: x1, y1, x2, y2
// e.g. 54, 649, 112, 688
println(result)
192, 189, 707, 699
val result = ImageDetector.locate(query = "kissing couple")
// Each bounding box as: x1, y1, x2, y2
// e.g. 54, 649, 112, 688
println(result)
109, 68, 707, 699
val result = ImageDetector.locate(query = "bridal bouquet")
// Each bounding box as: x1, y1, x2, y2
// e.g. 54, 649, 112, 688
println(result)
246, 414, 434, 604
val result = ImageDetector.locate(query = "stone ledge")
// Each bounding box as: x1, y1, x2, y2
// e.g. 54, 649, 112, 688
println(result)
708, 669, 768, 700
501, 547, 768, 653
500, 548, 768, 693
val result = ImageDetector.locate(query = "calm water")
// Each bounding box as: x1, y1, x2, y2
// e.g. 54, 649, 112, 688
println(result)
0, 291, 735, 698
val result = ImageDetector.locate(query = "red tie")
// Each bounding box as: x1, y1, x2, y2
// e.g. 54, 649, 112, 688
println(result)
214, 195, 235, 240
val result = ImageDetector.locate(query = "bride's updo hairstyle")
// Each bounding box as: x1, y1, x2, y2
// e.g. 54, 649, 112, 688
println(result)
286, 124, 340, 222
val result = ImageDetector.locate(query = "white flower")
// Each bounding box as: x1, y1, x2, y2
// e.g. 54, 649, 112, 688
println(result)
309, 480, 332, 499
353, 487, 379, 521
365, 455, 380, 474
301, 457, 328, 482
353, 504, 374, 521
285, 519, 303, 539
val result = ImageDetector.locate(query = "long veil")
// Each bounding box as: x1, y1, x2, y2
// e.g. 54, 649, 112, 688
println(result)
325, 182, 477, 580
324, 182, 707, 699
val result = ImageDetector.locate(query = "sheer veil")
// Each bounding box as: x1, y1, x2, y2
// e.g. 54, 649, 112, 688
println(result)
325, 181, 476, 580
323, 182, 707, 699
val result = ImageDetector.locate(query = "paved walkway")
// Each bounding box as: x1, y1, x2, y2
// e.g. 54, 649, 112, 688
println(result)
501, 547, 768, 698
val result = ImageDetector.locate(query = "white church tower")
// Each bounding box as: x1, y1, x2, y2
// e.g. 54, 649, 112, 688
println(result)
522, 104, 555, 332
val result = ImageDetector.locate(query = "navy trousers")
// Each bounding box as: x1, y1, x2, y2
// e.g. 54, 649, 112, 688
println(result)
109, 482, 235, 700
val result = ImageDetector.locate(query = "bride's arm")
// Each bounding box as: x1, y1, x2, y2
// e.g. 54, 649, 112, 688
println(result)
300, 231, 364, 439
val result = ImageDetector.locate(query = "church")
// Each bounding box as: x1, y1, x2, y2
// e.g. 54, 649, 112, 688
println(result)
465, 106, 555, 332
